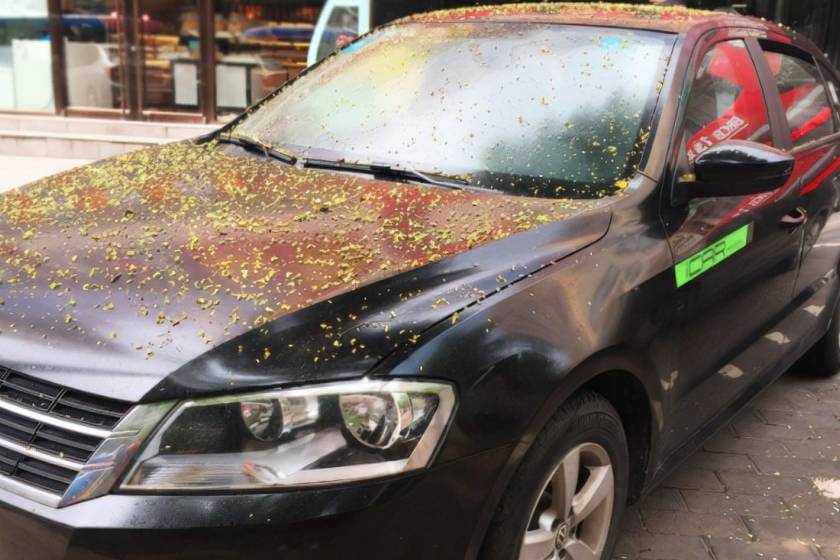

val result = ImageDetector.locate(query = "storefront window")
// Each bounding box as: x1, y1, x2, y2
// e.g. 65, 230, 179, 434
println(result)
139, 0, 201, 114
212, 0, 323, 120
61, 0, 124, 112
0, 0, 54, 112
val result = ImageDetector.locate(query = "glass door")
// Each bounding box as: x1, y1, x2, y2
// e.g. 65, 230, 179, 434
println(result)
61, 0, 128, 116
56, 0, 331, 122
212, 0, 322, 121
136, 0, 202, 118
0, 0, 55, 112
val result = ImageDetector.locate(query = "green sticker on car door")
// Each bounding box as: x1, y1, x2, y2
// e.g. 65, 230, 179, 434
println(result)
674, 223, 753, 288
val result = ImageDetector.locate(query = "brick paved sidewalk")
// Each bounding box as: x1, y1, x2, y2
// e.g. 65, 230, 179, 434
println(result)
616, 366, 840, 560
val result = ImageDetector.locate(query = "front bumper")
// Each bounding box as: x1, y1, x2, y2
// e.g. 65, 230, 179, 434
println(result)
0, 446, 511, 560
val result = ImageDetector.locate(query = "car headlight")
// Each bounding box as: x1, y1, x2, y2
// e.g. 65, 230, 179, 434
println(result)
120, 379, 456, 491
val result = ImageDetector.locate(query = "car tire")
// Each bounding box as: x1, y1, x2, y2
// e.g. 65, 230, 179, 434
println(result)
805, 299, 840, 378
481, 391, 629, 560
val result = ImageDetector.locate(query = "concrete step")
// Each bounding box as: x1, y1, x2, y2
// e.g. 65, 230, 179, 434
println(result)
0, 129, 165, 160
0, 115, 218, 160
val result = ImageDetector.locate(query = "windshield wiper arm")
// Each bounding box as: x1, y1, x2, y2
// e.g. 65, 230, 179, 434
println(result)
217, 134, 298, 165
304, 159, 470, 190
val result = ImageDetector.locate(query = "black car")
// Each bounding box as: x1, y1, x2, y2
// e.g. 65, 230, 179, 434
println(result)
1, 4, 840, 559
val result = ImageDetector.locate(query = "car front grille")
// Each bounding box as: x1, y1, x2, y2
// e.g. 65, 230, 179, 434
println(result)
0, 366, 133, 501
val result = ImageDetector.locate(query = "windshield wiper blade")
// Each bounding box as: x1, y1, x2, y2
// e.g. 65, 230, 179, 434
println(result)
304, 159, 470, 190
217, 134, 298, 165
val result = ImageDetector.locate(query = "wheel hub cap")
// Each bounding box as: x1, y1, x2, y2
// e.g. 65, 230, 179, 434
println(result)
519, 442, 615, 560
554, 521, 569, 549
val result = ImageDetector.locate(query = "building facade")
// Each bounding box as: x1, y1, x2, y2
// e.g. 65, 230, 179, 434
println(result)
1, 0, 839, 124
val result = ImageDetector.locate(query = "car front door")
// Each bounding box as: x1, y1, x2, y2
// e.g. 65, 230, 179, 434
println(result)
659, 35, 804, 455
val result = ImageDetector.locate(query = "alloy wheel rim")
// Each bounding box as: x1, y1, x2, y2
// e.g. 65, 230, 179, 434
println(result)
519, 442, 614, 560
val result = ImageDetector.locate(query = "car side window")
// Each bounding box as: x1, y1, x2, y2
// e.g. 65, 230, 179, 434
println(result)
683, 40, 772, 164
818, 64, 840, 123
761, 47, 836, 147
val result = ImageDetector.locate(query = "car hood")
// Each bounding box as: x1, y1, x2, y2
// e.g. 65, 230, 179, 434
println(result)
0, 141, 612, 402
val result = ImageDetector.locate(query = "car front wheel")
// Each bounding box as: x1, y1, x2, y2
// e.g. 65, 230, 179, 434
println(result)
481, 392, 629, 560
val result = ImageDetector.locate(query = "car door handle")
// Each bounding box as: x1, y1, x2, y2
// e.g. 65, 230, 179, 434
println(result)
781, 207, 808, 229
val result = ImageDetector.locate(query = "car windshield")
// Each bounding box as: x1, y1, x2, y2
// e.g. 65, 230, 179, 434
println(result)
230, 22, 673, 199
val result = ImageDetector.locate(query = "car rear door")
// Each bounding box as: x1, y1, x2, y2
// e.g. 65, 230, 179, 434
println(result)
756, 41, 840, 325
658, 34, 804, 455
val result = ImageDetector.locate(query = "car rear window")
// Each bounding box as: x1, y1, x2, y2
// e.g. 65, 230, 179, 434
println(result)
231, 22, 673, 199
762, 48, 836, 147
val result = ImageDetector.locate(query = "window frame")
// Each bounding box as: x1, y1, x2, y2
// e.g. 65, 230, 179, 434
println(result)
678, 37, 776, 162
664, 31, 792, 207
667, 32, 784, 205
816, 58, 840, 130
756, 39, 839, 151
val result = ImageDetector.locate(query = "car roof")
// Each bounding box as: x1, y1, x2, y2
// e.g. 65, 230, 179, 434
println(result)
397, 2, 771, 35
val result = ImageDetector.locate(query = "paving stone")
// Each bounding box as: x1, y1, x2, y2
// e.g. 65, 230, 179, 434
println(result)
732, 416, 819, 440
687, 450, 757, 472
708, 536, 819, 560
621, 508, 646, 534
784, 478, 840, 519
812, 428, 840, 445
717, 470, 813, 496
750, 388, 797, 411
636, 488, 687, 511
703, 435, 789, 457
751, 455, 840, 478
661, 468, 725, 492
817, 542, 840, 560
813, 391, 840, 406
770, 384, 825, 411
785, 498, 840, 520
640, 509, 749, 538
746, 515, 840, 552
613, 533, 712, 560
782, 438, 840, 461
759, 409, 840, 433
776, 376, 840, 403
681, 490, 794, 518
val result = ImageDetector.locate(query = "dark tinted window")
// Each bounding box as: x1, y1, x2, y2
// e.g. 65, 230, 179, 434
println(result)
683, 40, 772, 164
763, 48, 836, 147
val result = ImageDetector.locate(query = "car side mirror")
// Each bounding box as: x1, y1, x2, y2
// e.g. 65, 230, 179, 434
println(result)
679, 140, 795, 200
